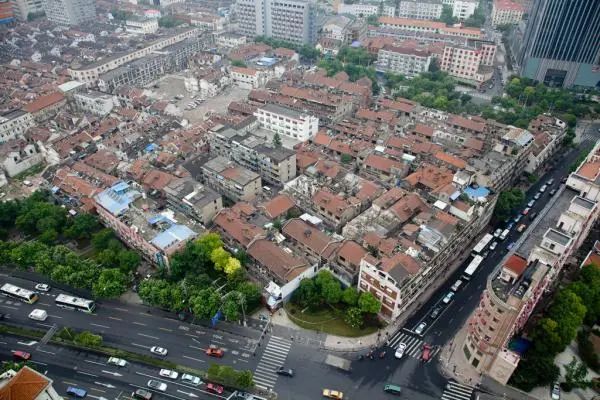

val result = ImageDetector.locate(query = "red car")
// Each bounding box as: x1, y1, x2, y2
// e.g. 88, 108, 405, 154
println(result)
12, 350, 31, 361
421, 344, 432, 362
206, 348, 224, 358
206, 383, 224, 394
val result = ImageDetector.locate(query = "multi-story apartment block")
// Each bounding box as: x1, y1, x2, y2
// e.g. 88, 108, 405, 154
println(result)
335, 1, 395, 17
209, 126, 297, 186
491, 0, 525, 27
230, 67, 268, 89
452, 0, 478, 19
376, 44, 432, 78
524, 116, 567, 174
462, 143, 600, 384
22, 92, 67, 122
10, 0, 43, 21
440, 40, 497, 86
321, 16, 367, 45
44, 0, 95, 26
235, 0, 318, 45
73, 91, 116, 117
214, 32, 247, 48
517, 0, 600, 88
255, 104, 319, 142
125, 17, 159, 34
0, 110, 34, 143
201, 156, 262, 202
164, 177, 223, 226
0, 140, 44, 177
68, 28, 201, 85
378, 16, 482, 39
95, 182, 198, 269
397, 0, 443, 20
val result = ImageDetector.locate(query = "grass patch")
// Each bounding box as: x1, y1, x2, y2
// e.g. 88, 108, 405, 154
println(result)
285, 303, 380, 337
12, 163, 44, 181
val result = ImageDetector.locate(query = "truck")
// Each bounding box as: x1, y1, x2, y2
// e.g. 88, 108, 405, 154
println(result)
324, 355, 352, 372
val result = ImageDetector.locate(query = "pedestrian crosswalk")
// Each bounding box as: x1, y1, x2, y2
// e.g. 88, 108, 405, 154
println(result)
441, 381, 475, 400
386, 331, 441, 361
253, 336, 292, 390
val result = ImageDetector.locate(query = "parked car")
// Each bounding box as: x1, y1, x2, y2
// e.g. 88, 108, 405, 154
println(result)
35, 283, 50, 292
276, 367, 294, 377
522, 208, 530, 215
322, 389, 344, 399
415, 322, 427, 335
206, 383, 224, 394
493, 228, 502, 238
551, 382, 560, 400
107, 357, 127, 367
66, 387, 87, 398
442, 292, 455, 304
159, 369, 179, 379
181, 374, 202, 386
150, 346, 168, 356
489, 241, 498, 251
513, 214, 522, 223
534, 193, 541, 200
547, 178, 555, 186
527, 200, 535, 207
517, 224, 527, 233
395, 343, 407, 359
549, 188, 557, 196
450, 280, 463, 292
430, 307, 442, 319
421, 344, 432, 362
206, 348, 224, 358
507, 242, 516, 251
539, 184, 547, 193
383, 384, 402, 395
529, 212, 538, 220
147, 380, 167, 392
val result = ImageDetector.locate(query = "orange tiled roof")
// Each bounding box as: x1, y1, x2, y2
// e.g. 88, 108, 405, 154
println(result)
0, 366, 50, 400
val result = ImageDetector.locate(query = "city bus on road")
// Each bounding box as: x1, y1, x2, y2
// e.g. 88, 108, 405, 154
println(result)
462, 255, 484, 281
471, 233, 494, 257
0, 283, 38, 304
55, 294, 96, 313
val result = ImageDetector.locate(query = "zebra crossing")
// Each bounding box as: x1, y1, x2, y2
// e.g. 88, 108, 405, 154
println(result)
441, 381, 475, 400
253, 336, 292, 390
387, 330, 441, 360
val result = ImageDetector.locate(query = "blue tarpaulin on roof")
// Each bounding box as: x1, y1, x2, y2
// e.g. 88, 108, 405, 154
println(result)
145, 143, 157, 152
150, 224, 196, 250
147, 215, 167, 225
464, 186, 490, 200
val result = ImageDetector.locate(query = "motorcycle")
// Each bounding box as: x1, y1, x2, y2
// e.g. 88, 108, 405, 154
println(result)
379, 351, 386, 359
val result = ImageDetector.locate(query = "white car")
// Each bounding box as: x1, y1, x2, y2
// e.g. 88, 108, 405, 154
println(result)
489, 241, 498, 251
159, 369, 178, 379
493, 228, 502, 238
551, 382, 560, 400
394, 343, 407, 359
107, 357, 127, 367
147, 379, 167, 392
442, 292, 455, 304
415, 322, 427, 336
35, 283, 50, 292
181, 373, 202, 386
527, 200, 535, 207
150, 346, 168, 356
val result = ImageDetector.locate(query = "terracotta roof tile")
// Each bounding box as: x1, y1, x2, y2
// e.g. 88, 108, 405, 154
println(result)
22, 92, 65, 113
248, 239, 308, 282
504, 254, 527, 276
261, 194, 296, 219
336, 240, 367, 267
282, 218, 340, 258
0, 366, 50, 400
214, 209, 265, 248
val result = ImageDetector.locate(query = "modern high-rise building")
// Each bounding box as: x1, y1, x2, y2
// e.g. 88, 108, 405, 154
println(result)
235, 0, 318, 45
518, 0, 600, 88
10, 0, 44, 21
44, 0, 96, 26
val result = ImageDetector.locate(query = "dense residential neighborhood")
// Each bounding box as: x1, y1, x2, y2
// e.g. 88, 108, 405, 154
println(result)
0, 1, 599, 400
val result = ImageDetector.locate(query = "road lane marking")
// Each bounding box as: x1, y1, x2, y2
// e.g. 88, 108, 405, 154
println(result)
114, 307, 128, 312
108, 316, 123, 321
158, 327, 172, 332
133, 374, 225, 398
236, 358, 248, 363
137, 333, 158, 340
90, 323, 110, 329
36, 322, 54, 328
0, 341, 6, 345
63, 381, 77, 386
77, 371, 99, 378
132, 322, 146, 326
48, 315, 62, 319
39, 302, 51, 306
131, 343, 149, 349
182, 355, 205, 363
29, 360, 47, 366
185, 334, 199, 339
90, 387, 106, 393
36, 349, 56, 355
0, 305, 18, 310
85, 360, 106, 366
211, 339, 225, 345
130, 384, 209, 400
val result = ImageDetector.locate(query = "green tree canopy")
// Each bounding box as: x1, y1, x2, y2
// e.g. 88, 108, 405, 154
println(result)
358, 291, 381, 314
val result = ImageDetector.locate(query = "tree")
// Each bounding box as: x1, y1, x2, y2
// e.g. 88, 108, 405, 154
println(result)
92, 229, 117, 250
320, 278, 342, 304
190, 288, 221, 319
92, 268, 128, 298
439, 5, 456, 25
340, 154, 353, 164
510, 355, 559, 392
211, 247, 231, 272
236, 370, 254, 388
344, 307, 363, 328
342, 287, 359, 306
224, 257, 242, 277
231, 60, 247, 68
64, 214, 99, 240
464, 3, 485, 28
118, 250, 141, 273
358, 291, 381, 314
158, 15, 183, 28
563, 357, 591, 391
494, 188, 525, 220
273, 132, 282, 148
223, 297, 240, 321
366, 14, 379, 26
236, 282, 262, 310
74, 331, 103, 348
293, 278, 320, 308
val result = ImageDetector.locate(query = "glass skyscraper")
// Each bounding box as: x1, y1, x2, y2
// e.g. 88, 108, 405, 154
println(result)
518, 0, 600, 88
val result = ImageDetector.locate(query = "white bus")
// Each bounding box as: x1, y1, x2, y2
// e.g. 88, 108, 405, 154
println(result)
0, 283, 38, 304
55, 294, 96, 313
471, 233, 494, 256
462, 255, 484, 281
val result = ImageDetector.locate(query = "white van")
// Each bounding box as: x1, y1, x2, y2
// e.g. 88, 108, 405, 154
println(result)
499, 229, 510, 240
451, 280, 463, 292
28, 309, 47, 321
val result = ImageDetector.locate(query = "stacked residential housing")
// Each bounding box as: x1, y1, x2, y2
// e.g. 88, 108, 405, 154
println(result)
397, 0, 443, 20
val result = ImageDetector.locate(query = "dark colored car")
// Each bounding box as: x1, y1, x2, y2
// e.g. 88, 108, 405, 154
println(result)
276, 367, 294, 377
430, 307, 442, 319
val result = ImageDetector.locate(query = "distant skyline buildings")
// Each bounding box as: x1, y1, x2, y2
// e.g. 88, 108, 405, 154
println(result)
518, 0, 600, 88
44, 0, 96, 26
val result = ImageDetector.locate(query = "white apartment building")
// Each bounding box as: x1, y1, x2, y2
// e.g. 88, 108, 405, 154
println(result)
376, 44, 432, 78
235, 0, 318, 44
0, 110, 34, 143
452, 0, 478, 19
68, 28, 200, 84
491, 0, 525, 27
336, 2, 395, 17
10, 0, 44, 20
397, 0, 443, 20
378, 16, 482, 39
230, 66, 267, 89
44, 0, 96, 26
73, 91, 117, 117
125, 17, 159, 34
440, 41, 497, 85
255, 104, 318, 142
215, 32, 247, 48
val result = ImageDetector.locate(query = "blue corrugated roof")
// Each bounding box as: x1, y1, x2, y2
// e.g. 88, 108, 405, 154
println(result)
95, 182, 140, 216
151, 224, 196, 250
464, 186, 490, 200
147, 215, 166, 225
